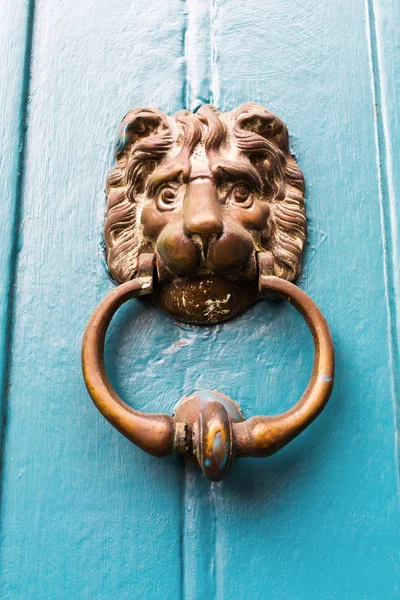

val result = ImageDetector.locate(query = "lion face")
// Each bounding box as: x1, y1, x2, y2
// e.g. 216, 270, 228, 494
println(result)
105, 103, 305, 323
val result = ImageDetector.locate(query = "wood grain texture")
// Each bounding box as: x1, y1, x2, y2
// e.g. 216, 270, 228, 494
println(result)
183, 0, 220, 110
0, 0, 399, 599
207, 0, 400, 597
371, 0, 400, 482
0, 0, 34, 443
0, 1, 186, 598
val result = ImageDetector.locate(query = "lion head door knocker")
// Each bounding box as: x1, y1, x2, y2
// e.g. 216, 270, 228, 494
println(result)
82, 103, 334, 481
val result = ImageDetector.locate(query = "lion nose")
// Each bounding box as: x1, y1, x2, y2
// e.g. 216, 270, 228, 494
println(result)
184, 179, 223, 246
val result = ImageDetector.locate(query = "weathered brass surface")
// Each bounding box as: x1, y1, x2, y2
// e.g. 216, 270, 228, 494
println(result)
104, 103, 305, 324
82, 104, 334, 480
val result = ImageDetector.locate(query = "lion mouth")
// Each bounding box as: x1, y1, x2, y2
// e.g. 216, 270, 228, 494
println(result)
153, 273, 259, 324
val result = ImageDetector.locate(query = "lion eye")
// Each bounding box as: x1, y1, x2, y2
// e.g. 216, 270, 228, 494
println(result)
157, 186, 179, 211
230, 184, 253, 208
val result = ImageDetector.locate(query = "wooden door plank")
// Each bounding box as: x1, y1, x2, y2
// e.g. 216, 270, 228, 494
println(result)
371, 0, 400, 450
182, 1, 398, 598
0, 2, 187, 598
0, 0, 34, 446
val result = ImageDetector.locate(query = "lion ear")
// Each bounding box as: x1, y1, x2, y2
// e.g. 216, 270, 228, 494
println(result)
234, 102, 289, 153
115, 108, 170, 159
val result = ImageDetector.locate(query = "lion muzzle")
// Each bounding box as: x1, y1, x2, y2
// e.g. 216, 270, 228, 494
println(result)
104, 103, 306, 323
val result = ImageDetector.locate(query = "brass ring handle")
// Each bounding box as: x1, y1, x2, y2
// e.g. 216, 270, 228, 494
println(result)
81, 256, 176, 458
233, 274, 334, 459
82, 255, 334, 480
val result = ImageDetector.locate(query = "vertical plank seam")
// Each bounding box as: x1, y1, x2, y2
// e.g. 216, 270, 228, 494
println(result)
365, 0, 400, 490
209, 483, 218, 597
181, 0, 190, 113
180, 2, 221, 597
179, 461, 186, 600
0, 0, 36, 498
208, 0, 220, 107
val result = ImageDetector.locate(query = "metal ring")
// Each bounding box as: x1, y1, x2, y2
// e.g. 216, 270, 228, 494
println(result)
81, 258, 177, 458
82, 261, 334, 478
232, 274, 334, 458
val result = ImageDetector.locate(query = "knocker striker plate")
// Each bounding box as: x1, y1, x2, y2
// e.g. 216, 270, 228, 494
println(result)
82, 103, 334, 480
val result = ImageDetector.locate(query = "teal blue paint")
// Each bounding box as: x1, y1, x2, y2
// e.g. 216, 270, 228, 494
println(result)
320, 374, 333, 383
213, 432, 222, 451
210, 433, 229, 471
1, 0, 399, 599
366, 0, 400, 487
0, 0, 35, 441
196, 390, 216, 402
217, 436, 229, 471
218, 454, 227, 471
211, 0, 400, 597
0, 1, 187, 599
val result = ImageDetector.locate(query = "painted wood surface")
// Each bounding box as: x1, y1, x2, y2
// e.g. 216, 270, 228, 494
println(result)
0, 1, 399, 599
0, 1, 186, 598
0, 0, 34, 436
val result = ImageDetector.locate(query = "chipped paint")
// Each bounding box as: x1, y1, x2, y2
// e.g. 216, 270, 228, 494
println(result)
320, 374, 333, 383
204, 293, 231, 320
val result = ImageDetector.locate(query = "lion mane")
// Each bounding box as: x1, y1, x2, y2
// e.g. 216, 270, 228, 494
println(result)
104, 103, 306, 283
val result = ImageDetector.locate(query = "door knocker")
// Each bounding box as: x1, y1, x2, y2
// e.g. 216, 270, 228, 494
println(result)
82, 103, 334, 480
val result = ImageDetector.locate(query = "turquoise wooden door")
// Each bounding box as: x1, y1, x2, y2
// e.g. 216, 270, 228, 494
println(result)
1, 0, 399, 598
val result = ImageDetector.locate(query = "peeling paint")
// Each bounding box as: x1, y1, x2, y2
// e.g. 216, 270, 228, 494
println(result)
204, 294, 231, 321
320, 374, 333, 383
